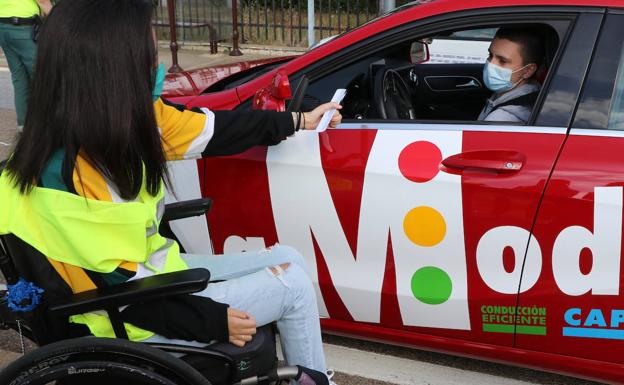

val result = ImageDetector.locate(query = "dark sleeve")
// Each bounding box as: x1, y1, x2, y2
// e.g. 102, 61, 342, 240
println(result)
202, 110, 295, 157
120, 294, 230, 343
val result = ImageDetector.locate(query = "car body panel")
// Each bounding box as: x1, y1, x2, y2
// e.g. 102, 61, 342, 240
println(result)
516, 11, 624, 369
517, 132, 624, 365
165, 0, 624, 383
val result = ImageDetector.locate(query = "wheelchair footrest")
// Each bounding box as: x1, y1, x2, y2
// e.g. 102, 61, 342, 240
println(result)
183, 324, 278, 385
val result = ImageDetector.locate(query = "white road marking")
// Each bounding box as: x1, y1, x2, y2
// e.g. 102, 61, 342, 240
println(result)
0, 67, 9, 72
0, 141, 10, 146
279, 342, 537, 385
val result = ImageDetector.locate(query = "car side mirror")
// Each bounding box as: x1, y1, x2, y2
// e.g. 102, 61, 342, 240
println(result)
410, 41, 430, 64
252, 70, 292, 111
271, 70, 292, 100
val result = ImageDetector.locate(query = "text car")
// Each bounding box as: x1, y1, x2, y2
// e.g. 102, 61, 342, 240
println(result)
164, 0, 624, 383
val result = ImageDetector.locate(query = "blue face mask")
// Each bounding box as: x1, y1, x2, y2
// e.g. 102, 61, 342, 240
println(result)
482, 61, 529, 93
152, 63, 166, 102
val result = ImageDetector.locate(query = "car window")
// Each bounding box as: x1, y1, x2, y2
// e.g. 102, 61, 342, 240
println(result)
302, 22, 562, 124
608, 50, 624, 130
571, 13, 624, 130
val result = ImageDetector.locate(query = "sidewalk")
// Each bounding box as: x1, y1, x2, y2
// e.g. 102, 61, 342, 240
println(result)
0, 42, 303, 71
0, 350, 21, 370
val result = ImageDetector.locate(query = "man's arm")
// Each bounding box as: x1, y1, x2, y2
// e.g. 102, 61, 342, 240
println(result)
36, 0, 53, 16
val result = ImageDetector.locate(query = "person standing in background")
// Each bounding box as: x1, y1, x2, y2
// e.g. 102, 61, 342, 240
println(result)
0, 0, 52, 131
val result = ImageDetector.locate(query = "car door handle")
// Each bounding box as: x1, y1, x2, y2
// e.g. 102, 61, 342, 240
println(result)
441, 150, 525, 173
456, 79, 479, 88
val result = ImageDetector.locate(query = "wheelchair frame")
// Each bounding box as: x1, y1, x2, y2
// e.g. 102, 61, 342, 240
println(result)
0, 196, 300, 385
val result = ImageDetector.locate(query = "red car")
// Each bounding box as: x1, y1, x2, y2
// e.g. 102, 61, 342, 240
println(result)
164, 0, 624, 383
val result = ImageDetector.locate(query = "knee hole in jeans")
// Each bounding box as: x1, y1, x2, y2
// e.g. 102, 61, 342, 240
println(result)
269, 263, 290, 275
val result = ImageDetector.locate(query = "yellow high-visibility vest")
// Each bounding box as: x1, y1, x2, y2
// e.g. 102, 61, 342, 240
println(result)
0, 0, 40, 18
0, 170, 188, 340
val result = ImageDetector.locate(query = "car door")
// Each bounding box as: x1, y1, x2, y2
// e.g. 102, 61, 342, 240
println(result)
200, 8, 597, 348
516, 10, 624, 367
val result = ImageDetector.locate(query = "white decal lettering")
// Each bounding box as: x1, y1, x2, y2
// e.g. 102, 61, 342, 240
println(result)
477, 226, 542, 294
552, 187, 622, 296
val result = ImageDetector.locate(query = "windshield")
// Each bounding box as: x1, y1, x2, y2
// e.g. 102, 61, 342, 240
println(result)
203, 58, 294, 93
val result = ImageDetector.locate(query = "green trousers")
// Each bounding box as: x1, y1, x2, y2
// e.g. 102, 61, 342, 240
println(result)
0, 23, 36, 126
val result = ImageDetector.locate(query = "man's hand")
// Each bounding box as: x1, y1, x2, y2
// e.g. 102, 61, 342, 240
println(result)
227, 307, 257, 347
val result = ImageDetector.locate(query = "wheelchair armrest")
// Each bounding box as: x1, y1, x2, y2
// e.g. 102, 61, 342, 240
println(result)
162, 198, 212, 222
49, 268, 210, 316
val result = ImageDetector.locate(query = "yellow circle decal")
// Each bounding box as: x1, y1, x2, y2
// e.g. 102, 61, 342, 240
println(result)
403, 206, 446, 247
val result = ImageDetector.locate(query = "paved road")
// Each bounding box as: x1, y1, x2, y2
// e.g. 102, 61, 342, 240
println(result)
0, 70, 13, 109
1, 70, 18, 158
0, 67, 606, 385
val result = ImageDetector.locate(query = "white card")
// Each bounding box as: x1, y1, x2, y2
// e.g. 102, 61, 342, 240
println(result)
315, 88, 347, 132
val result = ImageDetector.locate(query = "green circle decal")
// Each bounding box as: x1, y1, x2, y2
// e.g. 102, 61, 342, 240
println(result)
411, 267, 452, 305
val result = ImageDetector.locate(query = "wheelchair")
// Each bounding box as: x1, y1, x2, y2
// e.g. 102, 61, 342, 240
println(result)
0, 192, 302, 385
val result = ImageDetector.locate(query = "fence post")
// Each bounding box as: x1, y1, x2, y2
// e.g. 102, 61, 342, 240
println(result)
166, 0, 183, 73
307, 0, 315, 47
380, 0, 395, 14
230, 0, 243, 56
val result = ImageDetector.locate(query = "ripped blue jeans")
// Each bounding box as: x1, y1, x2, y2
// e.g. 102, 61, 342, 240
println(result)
143, 245, 327, 373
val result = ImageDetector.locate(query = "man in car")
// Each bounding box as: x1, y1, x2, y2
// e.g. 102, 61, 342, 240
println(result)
478, 27, 544, 123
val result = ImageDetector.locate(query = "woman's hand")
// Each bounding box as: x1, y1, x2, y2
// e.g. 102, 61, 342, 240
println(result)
227, 307, 257, 347
294, 102, 343, 131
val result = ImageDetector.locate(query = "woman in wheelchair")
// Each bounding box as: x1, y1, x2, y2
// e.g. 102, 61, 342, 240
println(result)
0, 0, 341, 384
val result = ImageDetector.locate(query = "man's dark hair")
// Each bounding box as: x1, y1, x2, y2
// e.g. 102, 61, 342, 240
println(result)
7, 0, 167, 200
494, 27, 545, 67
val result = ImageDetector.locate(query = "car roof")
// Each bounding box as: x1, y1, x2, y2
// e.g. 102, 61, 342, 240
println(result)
391, 0, 622, 26
236, 0, 622, 101
309, 0, 621, 66
345, 0, 613, 46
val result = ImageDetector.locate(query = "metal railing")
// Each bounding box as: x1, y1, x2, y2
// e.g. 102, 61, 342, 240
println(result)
154, 0, 411, 48
153, 0, 233, 49
238, 0, 380, 47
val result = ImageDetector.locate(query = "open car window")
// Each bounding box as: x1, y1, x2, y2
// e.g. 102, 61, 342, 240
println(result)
302, 22, 561, 125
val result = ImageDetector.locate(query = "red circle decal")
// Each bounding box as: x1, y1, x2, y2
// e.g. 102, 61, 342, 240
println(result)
398, 141, 442, 183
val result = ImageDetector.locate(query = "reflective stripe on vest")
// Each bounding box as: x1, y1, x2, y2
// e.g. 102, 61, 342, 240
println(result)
0, 171, 188, 341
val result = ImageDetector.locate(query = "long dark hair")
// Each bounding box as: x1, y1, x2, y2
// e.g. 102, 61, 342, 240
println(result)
7, 0, 167, 199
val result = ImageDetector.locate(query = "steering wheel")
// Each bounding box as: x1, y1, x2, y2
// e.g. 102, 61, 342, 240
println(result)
374, 69, 417, 120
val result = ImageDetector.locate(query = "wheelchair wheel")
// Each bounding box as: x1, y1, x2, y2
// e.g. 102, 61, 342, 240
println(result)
0, 336, 211, 385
